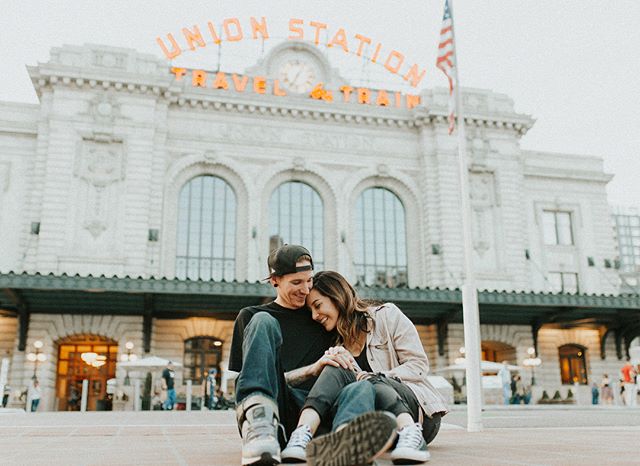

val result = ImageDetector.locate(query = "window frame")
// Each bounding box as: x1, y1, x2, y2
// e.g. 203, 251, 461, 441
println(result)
354, 187, 408, 288
175, 175, 237, 281
268, 181, 325, 269
558, 344, 588, 385
183, 336, 223, 385
548, 271, 579, 294
542, 210, 574, 246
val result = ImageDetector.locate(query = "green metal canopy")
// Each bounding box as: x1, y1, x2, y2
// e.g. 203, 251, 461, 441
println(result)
1, 272, 638, 357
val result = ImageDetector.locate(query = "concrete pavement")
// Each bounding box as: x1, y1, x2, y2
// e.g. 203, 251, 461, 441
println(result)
1, 407, 639, 465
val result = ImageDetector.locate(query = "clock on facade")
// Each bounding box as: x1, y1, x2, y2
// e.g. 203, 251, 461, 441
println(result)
277, 59, 318, 94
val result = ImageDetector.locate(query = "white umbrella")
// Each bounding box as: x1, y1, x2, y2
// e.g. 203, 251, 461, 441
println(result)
118, 356, 182, 369
434, 360, 521, 373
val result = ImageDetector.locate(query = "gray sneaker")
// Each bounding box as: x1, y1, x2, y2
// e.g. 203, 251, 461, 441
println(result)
281, 424, 313, 463
241, 403, 281, 465
306, 411, 397, 466
390, 422, 430, 464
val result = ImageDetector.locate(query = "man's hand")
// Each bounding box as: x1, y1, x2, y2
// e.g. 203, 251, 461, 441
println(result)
310, 346, 357, 376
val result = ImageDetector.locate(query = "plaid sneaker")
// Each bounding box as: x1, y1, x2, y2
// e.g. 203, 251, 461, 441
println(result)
306, 411, 397, 466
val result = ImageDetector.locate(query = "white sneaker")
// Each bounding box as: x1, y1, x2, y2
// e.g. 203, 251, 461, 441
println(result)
390, 422, 430, 464
281, 424, 313, 463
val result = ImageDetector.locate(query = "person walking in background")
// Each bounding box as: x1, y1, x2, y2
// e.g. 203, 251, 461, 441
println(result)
67, 384, 80, 411
510, 374, 518, 404
513, 375, 525, 404
621, 359, 637, 406
162, 361, 176, 410
600, 374, 613, 405
497, 361, 511, 405
28, 378, 41, 412
591, 383, 599, 405
205, 368, 218, 409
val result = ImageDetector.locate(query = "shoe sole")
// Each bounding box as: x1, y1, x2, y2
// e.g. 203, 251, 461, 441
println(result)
242, 452, 281, 466
281, 452, 306, 464
391, 454, 430, 465
306, 411, 397, 466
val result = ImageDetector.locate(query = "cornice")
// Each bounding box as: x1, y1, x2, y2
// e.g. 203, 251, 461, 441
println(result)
29, 66, 534, 134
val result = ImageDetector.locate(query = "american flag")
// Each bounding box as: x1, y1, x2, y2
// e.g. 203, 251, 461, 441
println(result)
436, 0, 456, 134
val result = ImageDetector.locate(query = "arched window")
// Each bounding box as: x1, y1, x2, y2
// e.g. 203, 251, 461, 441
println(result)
176, 176, 236, 281
268, 181, 324, 269
183, 337, 223, 384
559, 344, 588, 385
355, 187, 407, 287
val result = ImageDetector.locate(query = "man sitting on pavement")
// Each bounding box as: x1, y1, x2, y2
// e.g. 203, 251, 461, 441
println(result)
229, 244, 397, 465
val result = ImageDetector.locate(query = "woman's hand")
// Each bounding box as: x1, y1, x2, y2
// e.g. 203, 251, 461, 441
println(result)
325, 346, 357, 371
310, 346, 356, 376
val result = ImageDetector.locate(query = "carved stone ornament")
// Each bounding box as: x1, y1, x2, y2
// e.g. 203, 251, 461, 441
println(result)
75, 138, 125, 188
292, 157, 306, 171
469, 173, 494, 208
204, 150, 217, 162
377, 164, 389, 177
87, 93, 122, 124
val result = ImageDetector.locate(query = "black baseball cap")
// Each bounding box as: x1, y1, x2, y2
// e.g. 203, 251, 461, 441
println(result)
267, 244, 314, 277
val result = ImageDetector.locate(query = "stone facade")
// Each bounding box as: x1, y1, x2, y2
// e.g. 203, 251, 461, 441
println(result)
0, 42, 632, 410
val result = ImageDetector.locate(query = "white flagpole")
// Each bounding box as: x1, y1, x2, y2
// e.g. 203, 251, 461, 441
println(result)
447, 0, 483, 432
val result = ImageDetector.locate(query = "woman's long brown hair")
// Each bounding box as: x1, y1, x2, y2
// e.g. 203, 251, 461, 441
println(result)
312, 271, 376, 350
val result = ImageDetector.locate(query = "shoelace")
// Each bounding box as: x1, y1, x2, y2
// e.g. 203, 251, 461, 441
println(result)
287, 425, 313, 448
396, 423, 424, 449
246, 418, 277, 443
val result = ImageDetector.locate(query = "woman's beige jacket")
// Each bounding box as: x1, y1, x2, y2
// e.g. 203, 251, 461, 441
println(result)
363, 303, 448, 418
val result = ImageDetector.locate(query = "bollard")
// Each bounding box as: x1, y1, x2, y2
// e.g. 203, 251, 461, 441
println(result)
0, 358, 8, 410
134, 378, 141, 411
186, 380, 192, 412
81, 379, 89, 412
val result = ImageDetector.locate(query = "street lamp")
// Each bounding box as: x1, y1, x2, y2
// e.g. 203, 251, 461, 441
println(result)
523, 347, 542, 385
455, 347, 466, 365
120, 342, 137, 386
26, 340, 46, 379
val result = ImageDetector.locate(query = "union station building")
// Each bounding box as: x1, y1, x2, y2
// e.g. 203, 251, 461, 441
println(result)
0, 42, 638, 411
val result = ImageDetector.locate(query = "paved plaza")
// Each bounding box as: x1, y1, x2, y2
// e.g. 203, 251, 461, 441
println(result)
1, 406, 640, 465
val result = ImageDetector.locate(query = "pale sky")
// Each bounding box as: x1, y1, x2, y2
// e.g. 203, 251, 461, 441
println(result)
2, 0, 638, 208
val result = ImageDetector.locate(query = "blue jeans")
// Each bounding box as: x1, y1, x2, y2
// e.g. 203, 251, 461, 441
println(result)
303, 366, 376, 430
31, 398, 40, 412
164, 388, 176, 410
235, 313, 375, 437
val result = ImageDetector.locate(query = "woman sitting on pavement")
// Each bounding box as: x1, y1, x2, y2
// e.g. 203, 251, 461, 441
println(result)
281, 270, 448, 465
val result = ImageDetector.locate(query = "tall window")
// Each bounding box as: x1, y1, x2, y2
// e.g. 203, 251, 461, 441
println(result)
542, 210, 573, 245
614, 213, 640, 272
355, 187, 408, 287
176, 176, 236, 281
548, 271, 579, 293
559, 344, 588, 385
268, 181, 324, 269
183, 337, 223, 384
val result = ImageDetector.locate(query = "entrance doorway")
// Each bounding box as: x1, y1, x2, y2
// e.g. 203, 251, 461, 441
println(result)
55, 335, 118, 411
481, 340, 516, 364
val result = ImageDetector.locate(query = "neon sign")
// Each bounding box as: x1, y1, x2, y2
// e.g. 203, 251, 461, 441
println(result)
158, 16, 426, 109
169, 68, 422, 109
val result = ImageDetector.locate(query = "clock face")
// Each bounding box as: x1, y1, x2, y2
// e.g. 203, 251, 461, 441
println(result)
278, 59, 317, 94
